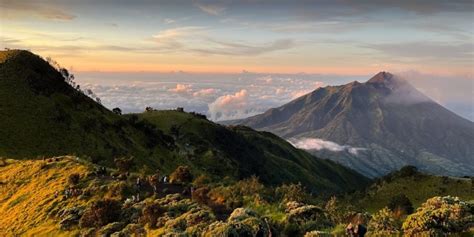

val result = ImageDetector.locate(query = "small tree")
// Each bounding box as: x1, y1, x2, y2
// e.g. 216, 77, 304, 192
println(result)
112, 107, 122, 115
170, 166, 193, 184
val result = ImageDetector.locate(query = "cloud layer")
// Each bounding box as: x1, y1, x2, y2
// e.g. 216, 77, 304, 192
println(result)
75, 71, 473, 122
289, 138, 366, 156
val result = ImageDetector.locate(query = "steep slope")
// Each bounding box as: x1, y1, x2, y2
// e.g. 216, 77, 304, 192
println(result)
0, 49, 369, 193
0, 158, 89, 236
236, 72, 474, 177
133, 110, 370, 193
0, 50, 173, 166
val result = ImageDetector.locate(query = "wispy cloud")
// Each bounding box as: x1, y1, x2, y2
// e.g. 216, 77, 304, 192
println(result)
192, 38, 295, 56
364, 41, 474, 61
1, 0, 76, 20
194, 1, 226, 16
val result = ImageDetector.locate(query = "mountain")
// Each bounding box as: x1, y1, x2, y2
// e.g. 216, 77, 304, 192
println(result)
234, 72, 474, 177
0, 49, 369, 193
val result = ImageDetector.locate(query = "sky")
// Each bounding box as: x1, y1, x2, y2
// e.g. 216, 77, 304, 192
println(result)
1, 0, 473, 120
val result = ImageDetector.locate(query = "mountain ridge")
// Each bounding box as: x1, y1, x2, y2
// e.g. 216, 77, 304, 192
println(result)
233, 72, 474, 177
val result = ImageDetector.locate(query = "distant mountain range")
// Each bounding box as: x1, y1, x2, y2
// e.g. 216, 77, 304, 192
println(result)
0, 49, 369, 193
232, 72, 474, 177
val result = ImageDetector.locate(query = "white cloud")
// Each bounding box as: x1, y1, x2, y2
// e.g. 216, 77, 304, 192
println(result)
289, 138, 366, 155
208, 89, 250, 121
169, 83, 192, 93
193, 88, 217, 97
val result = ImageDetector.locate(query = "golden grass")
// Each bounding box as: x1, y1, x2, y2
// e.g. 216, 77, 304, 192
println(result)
0, 50, 21, 63
0, 157, 89, 236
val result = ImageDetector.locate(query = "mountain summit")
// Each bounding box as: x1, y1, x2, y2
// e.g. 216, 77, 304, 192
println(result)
234, 72, 474, 177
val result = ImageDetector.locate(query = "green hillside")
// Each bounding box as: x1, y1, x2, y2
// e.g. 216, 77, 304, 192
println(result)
0, 50, 173, 167
352, 166, 473, 213
134, 110, 370, 193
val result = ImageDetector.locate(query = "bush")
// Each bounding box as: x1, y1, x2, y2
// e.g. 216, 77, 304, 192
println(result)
284, 202, 332, 234
142, 202, 164, 229
170, 166, 193, 184
402, 196, 473, 236
325, 196, 356, 224
68, 173, 81, 185
367, 207, 402, 235
79, 199, 122, 228
388, 194, 414, 215
276, 183, 309, 203
202, 208, 269, 236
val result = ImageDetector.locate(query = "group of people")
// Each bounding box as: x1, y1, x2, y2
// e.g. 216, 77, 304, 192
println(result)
57, 188, 82, 200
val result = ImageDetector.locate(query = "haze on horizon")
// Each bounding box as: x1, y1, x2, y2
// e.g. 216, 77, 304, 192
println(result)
1, 0, 473, 120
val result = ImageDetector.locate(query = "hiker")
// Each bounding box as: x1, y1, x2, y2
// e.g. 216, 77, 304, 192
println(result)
354, 222, 367, 237
136, 177, 142, 189
346, 222, 367, 237
163, 176, 168, 183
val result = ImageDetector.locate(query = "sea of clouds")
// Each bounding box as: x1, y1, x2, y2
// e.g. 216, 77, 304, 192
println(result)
75, 71, 473, 121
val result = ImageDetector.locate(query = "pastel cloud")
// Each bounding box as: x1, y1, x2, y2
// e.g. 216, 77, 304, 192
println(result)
169, 83, 193, 93
208, 89, 249, 121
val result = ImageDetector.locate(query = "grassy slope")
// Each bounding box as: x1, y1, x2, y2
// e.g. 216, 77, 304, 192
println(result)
135, 110, 370, 193
354, 170, 473, 213
0, 158, 89, 236
0, 50, 174, 167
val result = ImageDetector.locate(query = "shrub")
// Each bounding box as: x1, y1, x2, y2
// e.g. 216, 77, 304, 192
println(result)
79, 199, 122, 228
276, 183, 309, 203
402, 196, 473, 236
142, 202, 164, 229
202, 208, 269, 236
325, 196, 356, 224
192, 187, 210, 205
284, 202, 332, 234
68, 173, 81, 185
388, 194, 414, 215
367, 207, 402, 235
170, 166, 193, 184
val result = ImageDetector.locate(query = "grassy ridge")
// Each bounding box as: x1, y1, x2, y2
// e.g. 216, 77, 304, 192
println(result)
353, 167, 473, 213
134, 110, 371, 193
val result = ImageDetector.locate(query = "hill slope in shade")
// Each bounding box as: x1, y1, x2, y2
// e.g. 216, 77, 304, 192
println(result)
235, 72, 474, 177
132, 110, 370, 193
0, 49, 369, 193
